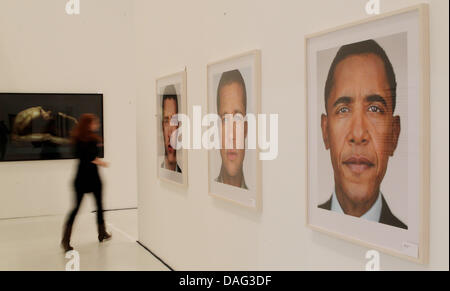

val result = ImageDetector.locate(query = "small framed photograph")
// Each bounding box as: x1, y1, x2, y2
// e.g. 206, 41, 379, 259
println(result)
156, 71, 188, 186
306, 5, 430, 263
207, 50, 261, 209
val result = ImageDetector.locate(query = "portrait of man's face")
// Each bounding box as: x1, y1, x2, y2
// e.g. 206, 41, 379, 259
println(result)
162, 97, 178, 167
321, 53, 401, 214
208, 52, 260, 207
157, 74, 186, 183
307, 13, 425, 258
218, 82, 248, 180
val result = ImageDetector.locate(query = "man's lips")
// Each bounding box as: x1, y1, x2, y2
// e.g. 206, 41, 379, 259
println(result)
226, 150, 238, 161
167, 144, 175, 153
343, 156, 374, 174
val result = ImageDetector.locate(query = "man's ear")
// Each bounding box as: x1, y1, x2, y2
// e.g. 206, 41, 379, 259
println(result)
390, 115, 401, 156
321, 114, 330, 150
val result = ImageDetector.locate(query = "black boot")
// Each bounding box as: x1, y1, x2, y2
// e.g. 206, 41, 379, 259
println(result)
98, 223, 112, 242
61, 223, 74, 252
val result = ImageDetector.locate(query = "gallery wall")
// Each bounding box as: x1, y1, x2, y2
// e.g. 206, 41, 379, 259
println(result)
135, 0, 449, 270
0, 0, 137, 218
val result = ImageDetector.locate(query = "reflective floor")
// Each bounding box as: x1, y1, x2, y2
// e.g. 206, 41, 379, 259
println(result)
0, 209, 168, 271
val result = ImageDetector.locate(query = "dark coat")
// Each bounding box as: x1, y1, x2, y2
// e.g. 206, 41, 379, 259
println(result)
318, 195, 408, 230
74, 140, 101, 193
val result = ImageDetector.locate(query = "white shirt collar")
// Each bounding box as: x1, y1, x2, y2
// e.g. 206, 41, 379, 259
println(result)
331, 191, 382, 223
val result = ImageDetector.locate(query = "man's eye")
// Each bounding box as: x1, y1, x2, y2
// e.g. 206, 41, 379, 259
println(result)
368, 105, 383, 113
337, 107, 350, 114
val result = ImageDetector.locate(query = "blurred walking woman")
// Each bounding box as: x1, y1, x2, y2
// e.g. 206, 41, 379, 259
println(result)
61, 114, 111, 252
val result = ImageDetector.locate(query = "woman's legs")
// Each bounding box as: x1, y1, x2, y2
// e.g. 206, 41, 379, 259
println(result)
93, 188, 111, 242
66, 190, 85, 226
61, 190, 84, 251
93, 189, 104, 225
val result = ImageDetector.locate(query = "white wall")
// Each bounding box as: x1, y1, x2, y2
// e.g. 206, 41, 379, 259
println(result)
135, 0, 449, 270
0, 0, 137, 219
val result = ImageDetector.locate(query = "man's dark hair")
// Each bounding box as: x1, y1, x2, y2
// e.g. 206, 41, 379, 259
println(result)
217, 69, 247, 113
162, 85, 178, 114
324, 39, 397, 112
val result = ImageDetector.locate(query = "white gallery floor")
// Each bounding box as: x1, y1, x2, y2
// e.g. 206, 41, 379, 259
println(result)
0, 209, 168, 271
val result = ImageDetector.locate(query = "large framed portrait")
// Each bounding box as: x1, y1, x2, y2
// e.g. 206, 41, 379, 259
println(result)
207, 50, 261, 209
0, 93, 104, 162
306, 5, 430, 263
156, 71, 188, 186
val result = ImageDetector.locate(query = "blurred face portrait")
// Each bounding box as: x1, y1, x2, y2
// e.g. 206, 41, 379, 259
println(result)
162, 97, 178, 166
218, 82, 248, 180
321, 53, 401, 214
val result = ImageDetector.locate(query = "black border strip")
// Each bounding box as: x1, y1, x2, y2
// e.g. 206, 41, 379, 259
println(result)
0, 214, 57, 221
91, 207, 137, 213
1, 208, 138, 220
137, 241, 174, 271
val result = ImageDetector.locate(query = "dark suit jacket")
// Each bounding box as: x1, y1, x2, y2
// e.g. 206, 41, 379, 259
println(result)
161, 161, 182, 173
318, 195, 408, 230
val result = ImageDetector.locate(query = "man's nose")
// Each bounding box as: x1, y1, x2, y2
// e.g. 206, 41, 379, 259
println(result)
224, 120, 235, 140
168, 124, 177, 135
348, 111, 369, 145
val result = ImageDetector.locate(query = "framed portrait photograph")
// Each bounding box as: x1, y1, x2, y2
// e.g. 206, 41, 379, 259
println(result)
156, 71, 188, 186
306, 5, 430, 263
207, 50, 261, 209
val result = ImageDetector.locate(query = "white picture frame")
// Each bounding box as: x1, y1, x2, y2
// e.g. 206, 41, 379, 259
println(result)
306, 5, 430, 264
207, 50, 262, 210
156, 70, 188, 187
